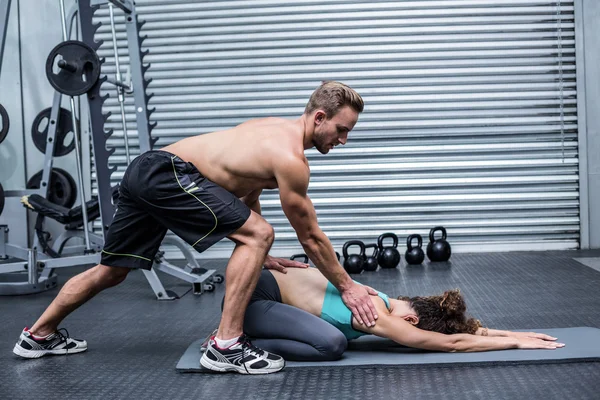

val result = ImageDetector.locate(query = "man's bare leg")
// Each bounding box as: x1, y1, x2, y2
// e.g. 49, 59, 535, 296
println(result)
29, 264, 130, 337
198, 212, 285, 374
217, 212, 274, 340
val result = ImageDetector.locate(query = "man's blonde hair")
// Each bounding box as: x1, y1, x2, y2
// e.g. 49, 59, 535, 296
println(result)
304, 81, 364, 118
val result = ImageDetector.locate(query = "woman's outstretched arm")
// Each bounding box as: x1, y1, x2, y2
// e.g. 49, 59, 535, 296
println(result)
354, 297, 564, 352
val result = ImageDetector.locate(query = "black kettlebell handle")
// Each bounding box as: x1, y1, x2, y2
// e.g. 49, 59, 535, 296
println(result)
406, 234, 423, 251
377, 232, 398, 250
290, 253, 308, 263
343, 240, 366, 258
364, 243, 378, 258
429, 226, 447, 243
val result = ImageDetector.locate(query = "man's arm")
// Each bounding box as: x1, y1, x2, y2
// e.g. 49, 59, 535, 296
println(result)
274, 156, 350, 289
273, 155, 378, 326
240, 189, 262, 215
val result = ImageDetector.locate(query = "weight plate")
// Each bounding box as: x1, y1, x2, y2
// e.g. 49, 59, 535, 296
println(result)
45, 40, 101, 96
0, 104, 9, 145
0, 182, 5, 216
26, 168, 77, 208
31, 107, 77, 156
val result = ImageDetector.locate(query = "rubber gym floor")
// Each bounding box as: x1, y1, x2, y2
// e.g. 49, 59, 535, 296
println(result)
1, 250, 600, 400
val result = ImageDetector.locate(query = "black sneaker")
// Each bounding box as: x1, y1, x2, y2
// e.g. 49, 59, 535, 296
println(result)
13, 328, 87, 359
200, 334, 285, 374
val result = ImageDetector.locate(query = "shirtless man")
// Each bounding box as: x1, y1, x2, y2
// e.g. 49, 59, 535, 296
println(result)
12, 81, 378, 374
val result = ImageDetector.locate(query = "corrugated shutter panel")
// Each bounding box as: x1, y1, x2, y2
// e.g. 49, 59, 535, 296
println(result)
92, 0, 578, 258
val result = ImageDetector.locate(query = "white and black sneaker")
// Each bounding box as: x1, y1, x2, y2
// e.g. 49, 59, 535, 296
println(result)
13, 328, 88, 359
200, 334, 285, 374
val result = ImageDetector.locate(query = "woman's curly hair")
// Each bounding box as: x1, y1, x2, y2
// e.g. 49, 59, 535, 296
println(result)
398, 289, 482, 334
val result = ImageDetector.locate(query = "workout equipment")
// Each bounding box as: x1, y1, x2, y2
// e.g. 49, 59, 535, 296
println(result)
45, 40, 101, 96
26, 168, 77, 209
0, 1, 101, 296
290, 253, 308, 263
149, 238, 224, 296
0, 183, 4, 216
0, 103, 9, 144
342, 240, 365, 274
107, 1, 132, 162
0, 190, 104, 295
426, 226, 452, 262
55, 0, 93, 253
363, 243, 379, 272
1, 0, 219, 300
405, 234, 425, 265
0, 228, 103, 295
31, 107, 76, 156
22, 194, 99, 231
27, 194, 102, 259
377, 232, 401, 269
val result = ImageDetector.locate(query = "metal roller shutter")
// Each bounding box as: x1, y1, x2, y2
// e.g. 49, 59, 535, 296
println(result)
91, 0, 578, 258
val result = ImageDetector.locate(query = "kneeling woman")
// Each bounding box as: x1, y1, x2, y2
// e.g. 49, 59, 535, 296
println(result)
213, 268, 563, 361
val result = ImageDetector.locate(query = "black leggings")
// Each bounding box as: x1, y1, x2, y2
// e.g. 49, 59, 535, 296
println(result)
223, 270, 348, 361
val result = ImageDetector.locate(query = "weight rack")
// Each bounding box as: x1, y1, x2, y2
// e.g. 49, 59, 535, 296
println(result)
0, 0, 97, 295
0, 0, 221, 299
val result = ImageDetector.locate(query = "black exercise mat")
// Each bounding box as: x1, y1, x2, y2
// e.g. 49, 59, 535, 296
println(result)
176, 327, 600, 372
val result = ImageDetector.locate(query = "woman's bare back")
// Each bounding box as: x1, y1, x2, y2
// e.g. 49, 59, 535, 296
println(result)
269, 268, 329, 317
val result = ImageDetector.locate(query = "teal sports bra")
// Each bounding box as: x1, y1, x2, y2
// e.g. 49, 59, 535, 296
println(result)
320, 281, 391, 340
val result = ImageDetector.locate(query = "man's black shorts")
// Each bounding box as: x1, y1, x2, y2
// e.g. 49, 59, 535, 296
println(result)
101, 150, 251, 270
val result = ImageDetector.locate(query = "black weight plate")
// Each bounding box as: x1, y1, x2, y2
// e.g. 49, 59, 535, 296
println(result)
26, 168, 77, 208
0, 103, 9, 145
45, 40, 101, 96
31, 107, 76, 156
51, 169, 78, 209
0, 182, 5, 216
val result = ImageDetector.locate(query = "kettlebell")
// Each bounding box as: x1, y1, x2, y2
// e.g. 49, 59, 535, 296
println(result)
342, 240, 365, 274
363, 244, 379, 271
426, 226, 452, 262
377, 232, 401, 269
290, 253, 308, 263
404, 234, 425, 265
335, 251, 341, 261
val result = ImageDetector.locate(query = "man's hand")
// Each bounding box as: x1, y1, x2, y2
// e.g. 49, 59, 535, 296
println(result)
263, 255, 309, 274
362, 284, 379, 296
340, 282, 378, 327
